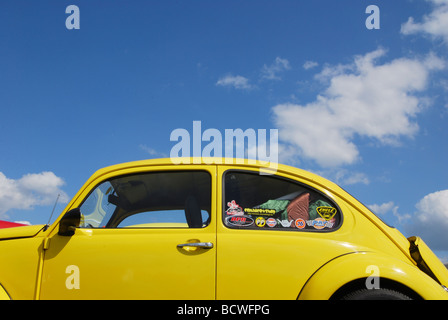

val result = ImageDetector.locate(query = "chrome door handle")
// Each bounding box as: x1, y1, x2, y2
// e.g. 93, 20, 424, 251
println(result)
177, 242, 214, 249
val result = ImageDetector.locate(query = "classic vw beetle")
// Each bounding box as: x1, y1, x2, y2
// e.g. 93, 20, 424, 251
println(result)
1, 158, 447, 299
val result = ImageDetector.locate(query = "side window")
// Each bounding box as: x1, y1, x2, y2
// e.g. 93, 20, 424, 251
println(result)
79, 170, 211, 228
223, 171, 341, 231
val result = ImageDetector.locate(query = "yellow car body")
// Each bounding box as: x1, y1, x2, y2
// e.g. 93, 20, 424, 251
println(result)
1, 158, 447, 300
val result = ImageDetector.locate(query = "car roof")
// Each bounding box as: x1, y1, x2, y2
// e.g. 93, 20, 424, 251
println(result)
93, 157, 319, 181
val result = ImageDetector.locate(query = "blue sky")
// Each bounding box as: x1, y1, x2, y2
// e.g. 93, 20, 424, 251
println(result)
1, 1, 448, 258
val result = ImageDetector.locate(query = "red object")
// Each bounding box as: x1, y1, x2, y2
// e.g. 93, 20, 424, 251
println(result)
0, 220, 27, 229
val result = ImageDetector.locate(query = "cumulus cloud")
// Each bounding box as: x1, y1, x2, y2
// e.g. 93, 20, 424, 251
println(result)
260, 57, 291, 80
401, 0, 448, 44
0, 171, 69, 219
415, 190, 448, 223
368, 201, 412, 226
368, 201, 397, 216
272, 48, 445, 167
216, 74, 254, 90
405, 190, 448, 250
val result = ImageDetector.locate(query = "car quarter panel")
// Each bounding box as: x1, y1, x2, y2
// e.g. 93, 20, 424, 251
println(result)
298, 251, 448, 300
215, 165, 420, 299
216, 166, 388, 299
216, 229, 354, 299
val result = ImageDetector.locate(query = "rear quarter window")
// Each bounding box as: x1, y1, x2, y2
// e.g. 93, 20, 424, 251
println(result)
223, 170, 342, 232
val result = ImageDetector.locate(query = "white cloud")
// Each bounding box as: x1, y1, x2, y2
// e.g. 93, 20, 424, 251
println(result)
415, 190, 448, 223
260, 57, 291, 80
272, 48, 445, 167
401, 0, 448, 44
368, 201, 396, 216
368, 201, 411, 225
334, 170, 370, 186
0, 171, 69, 219
216, 74, 254, 90
217, 57, 290, 92
139, 144, 167, 158
405, 190, 448, 250
310, 168, 370, 186
303, 60, 319, 70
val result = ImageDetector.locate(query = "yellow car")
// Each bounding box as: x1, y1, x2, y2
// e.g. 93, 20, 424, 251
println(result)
1, 158, 448, 300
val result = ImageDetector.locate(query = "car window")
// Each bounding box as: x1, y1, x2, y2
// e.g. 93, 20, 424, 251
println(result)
79, 170, 211, 228
223, 171, 341, 231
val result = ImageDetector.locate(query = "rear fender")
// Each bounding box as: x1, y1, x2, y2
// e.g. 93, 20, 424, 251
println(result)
298, 252, 448, 300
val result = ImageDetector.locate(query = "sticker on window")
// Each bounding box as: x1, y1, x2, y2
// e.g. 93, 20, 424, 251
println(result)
226, 200, 244, 216
316, 206, 337, 220
224, 195, 339, 231
226, 215, 254, 227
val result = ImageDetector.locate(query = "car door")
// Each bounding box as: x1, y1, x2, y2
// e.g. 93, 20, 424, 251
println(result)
40, 166, 216, 299
216, 166, 351, 299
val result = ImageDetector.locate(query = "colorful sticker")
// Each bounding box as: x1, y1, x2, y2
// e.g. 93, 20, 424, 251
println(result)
266, 218, 277, 227
295, 218, 306, 229
225, 199, 337, 231
226, 200, 244, 216
255, 217, 266, 227
226, 215, 254, 227
306, 218, 326, 229
316, 206, 337, 220
306, 218, 335, 229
